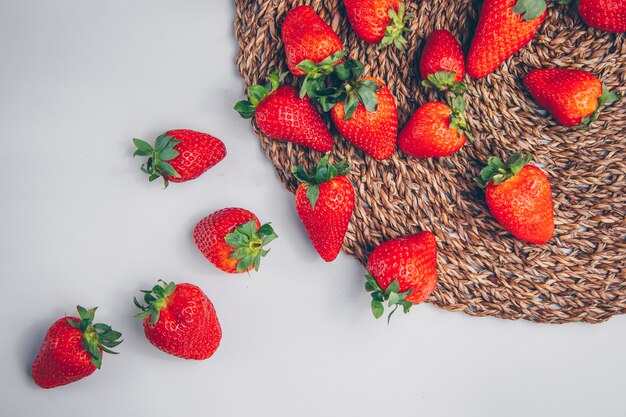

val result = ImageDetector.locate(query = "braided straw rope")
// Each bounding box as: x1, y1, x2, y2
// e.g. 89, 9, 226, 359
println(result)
234, 0, 626, 323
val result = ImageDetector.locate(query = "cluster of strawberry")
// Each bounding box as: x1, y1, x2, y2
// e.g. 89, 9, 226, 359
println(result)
31, 0, 624, 390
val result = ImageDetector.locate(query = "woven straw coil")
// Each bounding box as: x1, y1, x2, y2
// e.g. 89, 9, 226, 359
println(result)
235, 0, 626, 324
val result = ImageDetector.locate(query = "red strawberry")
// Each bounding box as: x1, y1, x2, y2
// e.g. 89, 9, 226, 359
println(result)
133, 129, 226, 188
293, 155, 355, 262
343, 0, 412, 49
475, 153, 554, 244
32, 306, 122, 389
467, 0, 547, 78
235, 72, 334, 152
365, 231, 438, 321
321, 60, 398, 160
398, 96, 473, 158
134, 280, 221, 360
524, 68, 620, 127
282, 6, 345, 78
420, 29, 467, 94
193, 208, 277, 274
562, 0, 626, 33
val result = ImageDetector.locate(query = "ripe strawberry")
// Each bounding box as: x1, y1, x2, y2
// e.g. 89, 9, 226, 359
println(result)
561, 0, 626, 33
133, 129, 226, 188
475, 153, 554, 244
365, 231, 438, 321
193, 208, 277, 274
32, 306, 122, 389
292, 155, 355, 262
320, 59, 397, 160
420, 29, 468, 94
467, 0, 547, 78
235, 72, 334, 152
343, 0, 412, 49
282, 5, 345, 80
398, 96, 473, 158
524, 68, 620, 127
134, 280, 221, 360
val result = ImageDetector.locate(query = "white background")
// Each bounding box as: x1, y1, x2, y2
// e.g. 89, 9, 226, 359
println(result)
1, 1, 624, 416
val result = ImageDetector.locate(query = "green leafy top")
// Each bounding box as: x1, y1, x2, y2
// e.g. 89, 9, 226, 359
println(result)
133, 133, 182, 188
365, 275, 413, 323
224, 220, 278, 273
67, 306, 122, 369
296, 50, 347, 99
379, 2, 413, 50
448, 95, 474, 141
580, 84, 620, 128
315, 58, 381, 120
513, 0, 547, 21
291, 154, 351, 208
474, 153, 533, 189
422, 71, 468, 95
234, 71, 287, 119
134, 280, 176, 326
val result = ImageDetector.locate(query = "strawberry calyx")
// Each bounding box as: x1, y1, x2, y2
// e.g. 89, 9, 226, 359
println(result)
292, 153, 351, 208
315, 58, 381, 120
134, 280, 176, 325
67, 305, 122, 369
579, 84, 620, 129
448, 95, 474, 141
422, 71, 468, 95
224, 221, 278, 272
379, 2, 413, 50
133, 133, 182, 188
234, 71, 287, 119
512, 0, 547, 21
365, 275, 413, 323
474, 153, 533, 189
297, 50, 347, 99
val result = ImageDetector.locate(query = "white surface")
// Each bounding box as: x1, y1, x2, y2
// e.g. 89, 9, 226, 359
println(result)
1, 1, 624, 416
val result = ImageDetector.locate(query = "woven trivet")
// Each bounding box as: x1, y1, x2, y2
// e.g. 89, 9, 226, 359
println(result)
234, 0, 626, 324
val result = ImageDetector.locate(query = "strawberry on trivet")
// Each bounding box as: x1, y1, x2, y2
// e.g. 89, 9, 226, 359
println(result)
420, 29, 468, 94
235, 71, 334, 152
467, 0, 547, 79
193, 208, 277, 274
319, 59, 398, 160
475, 153, 554, 244
134, 280, 221, 360
282, 5, 346, 97
398, 96, 473, 158
365, 231, 438, 322
523, 68, 620, 127
32, 306, 122, 389
343, 0, 413, 49
560, 0, 626, 33
133, 129, 226, 188
292, 154, 355, 262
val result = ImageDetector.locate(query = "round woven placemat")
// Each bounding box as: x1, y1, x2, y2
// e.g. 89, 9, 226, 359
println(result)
234, 0, 626, 324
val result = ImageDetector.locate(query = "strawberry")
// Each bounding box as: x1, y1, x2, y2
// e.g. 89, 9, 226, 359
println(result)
467, 0, 547, 79
343, 1, 412, 49
398, 96, 473, 158
134, 280, 221, 360
523, 68, 620, 127
475, 153, 554, 244
292, 155, 355, 262
561, 0, 626, 33
320, 59, 398, 160
32, 306, 122, 389
133, 129, 226, 188
235, 72, 334, 152
420, 29, 468, 94
365, 231, 438, 321
193, 208, 277, 274
281, 5, 345, 95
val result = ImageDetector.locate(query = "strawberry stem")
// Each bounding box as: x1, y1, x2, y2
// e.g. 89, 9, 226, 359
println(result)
132, 133, 182, 188
67, 306, 122, 369
134, 280, 176, 325
224, 221, 277, 272
365, 275, 413, 323
579, 84, 620, 129
474, 152, 533, 189
422, 71, 468, 95
234, 71, 287, 119
292, 154, 351, 208
379, 2, 413, 50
